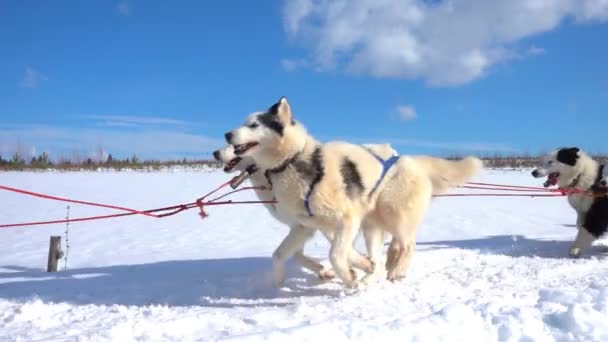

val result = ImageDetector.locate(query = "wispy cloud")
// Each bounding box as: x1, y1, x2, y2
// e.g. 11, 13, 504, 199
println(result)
20, 66, 47, 88
116, 2, 131, 16
526, 45, 546, 57
86, 115, 189, 127
395, 105, 417, 121
280, 58, 308, 72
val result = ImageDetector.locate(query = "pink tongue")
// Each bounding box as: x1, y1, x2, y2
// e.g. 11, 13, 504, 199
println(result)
544, 175, 558, 187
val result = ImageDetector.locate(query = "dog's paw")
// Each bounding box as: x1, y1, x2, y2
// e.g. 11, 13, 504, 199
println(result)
344, 278, 362, 290
569, 247, 582, 258
272, 271, 286, 288
318, 268, 336, 281
367, 257, 376, 274
386, 269, 406, 282
360, 271, 382, 287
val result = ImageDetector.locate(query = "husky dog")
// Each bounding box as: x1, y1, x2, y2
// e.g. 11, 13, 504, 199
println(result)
532, 147, 608, 257
224, 97, 482, 287
212, 143, 395, 285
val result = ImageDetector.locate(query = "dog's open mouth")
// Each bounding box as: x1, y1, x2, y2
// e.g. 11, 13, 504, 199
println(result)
234, 142, 259, 155
223, 157, 242, 172
544, 172, 560, 188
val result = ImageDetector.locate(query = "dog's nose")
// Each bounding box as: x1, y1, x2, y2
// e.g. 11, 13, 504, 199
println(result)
532, 170, 539, 177
224, 132, 233, 143
212, 150, 221, 161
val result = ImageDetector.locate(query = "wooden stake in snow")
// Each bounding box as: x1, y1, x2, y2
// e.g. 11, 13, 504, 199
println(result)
47, 236, 64, 272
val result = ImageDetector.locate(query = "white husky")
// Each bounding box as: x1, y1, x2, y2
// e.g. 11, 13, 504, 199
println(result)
213, 143, 397, 285
224, 97, 483, 287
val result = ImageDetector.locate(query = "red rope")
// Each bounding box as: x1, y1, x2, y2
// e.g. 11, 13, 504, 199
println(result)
0, 179, 598, 229
0, 185, 158, 217
0, 181, 273, 229
436, 193, 565, 197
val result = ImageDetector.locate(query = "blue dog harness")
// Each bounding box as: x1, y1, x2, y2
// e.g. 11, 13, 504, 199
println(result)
368, 152, 400, 197
303, 150, 399, 217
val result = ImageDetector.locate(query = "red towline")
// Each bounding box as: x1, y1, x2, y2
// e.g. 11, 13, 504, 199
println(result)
0, 182, 273, 229
0, 180, 583, 229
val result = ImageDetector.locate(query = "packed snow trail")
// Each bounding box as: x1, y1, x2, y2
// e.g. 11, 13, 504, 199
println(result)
1, 168, 607, 341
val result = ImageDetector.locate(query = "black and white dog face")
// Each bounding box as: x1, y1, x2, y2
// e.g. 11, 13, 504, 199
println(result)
223, 97, 301, 163
531, 147, 580, 187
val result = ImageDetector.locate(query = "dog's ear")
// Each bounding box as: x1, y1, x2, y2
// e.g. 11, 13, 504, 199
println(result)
557, 147, 580, 166
268, 97, 292, 124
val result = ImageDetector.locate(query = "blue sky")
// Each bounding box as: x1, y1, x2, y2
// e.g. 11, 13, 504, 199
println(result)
1, 1, 607, 161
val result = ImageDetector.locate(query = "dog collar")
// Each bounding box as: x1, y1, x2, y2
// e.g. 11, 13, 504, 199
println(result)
264, 152, 301, 190
564, 175, 581, 189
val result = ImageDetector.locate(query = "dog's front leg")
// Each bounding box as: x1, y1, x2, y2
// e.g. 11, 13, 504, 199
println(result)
329, 215, 362, 288
569, 227, 596, 257
272, 225, 315, 287
575, 211, 584, 230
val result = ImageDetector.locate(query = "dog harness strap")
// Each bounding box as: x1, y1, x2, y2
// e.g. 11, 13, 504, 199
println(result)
304, 190, 314, 216
264, 152, 300, 190
368, 152, 400, 196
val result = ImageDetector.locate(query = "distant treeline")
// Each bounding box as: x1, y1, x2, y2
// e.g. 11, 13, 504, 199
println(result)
459, 154, 608, 169
0, 152, 220, 171
1, 151, 607, 171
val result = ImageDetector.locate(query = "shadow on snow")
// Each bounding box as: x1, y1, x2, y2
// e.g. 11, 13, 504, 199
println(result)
0, 257, 342, 308
417, 234, 608, 259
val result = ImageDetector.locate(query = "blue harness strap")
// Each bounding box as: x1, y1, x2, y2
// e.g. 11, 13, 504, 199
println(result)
304, 190, 314, 216
304, 150, 399, 217
369, 153, 400, 196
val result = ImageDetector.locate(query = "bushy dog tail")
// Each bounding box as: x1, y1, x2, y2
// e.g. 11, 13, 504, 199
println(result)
412, 156, 484, 195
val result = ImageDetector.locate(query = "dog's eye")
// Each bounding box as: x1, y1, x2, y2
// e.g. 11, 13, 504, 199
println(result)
248, 123, 259, 129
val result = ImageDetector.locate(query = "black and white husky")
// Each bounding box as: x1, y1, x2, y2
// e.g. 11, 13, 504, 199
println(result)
532, 147, 608, 257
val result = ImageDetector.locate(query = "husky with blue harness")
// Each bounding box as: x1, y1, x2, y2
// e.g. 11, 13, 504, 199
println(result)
224, 97, 483, 288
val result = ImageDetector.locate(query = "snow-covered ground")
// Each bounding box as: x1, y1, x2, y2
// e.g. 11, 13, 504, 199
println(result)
1, 168, 607, 341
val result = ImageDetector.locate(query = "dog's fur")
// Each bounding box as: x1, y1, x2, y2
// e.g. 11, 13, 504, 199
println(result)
532, 147, 608, 257
224, 97, 483, 287
212, 143, 397, 285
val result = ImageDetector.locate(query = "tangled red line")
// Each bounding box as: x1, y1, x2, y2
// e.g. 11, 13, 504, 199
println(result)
0, 180, 593, 229
0, 182, 273, 229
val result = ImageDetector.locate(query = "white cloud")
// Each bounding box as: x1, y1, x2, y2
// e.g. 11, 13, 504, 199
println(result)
20, 66, 47, 88
87, 115, 188, 127
526, 45, 546, 57
396, 105, 417, 121
117, 2, 131, 16
283, 0, 608, 86
281, 58, 308, 72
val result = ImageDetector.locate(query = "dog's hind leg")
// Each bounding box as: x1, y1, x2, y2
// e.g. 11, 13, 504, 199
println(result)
329, 214, 363, 288
386, 197, 429, 282
318, 228, 374, 275
272, 225, 315, 287
360, 225, 386, 285
569, 227, 596, 257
